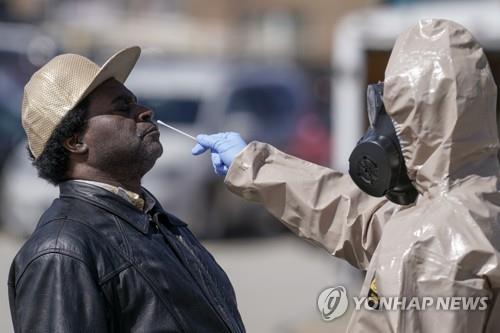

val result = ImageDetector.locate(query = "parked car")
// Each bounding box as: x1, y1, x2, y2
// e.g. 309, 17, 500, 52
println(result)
1, 58, 329, 238
131, 59, 328, 237
1, 143, 59, 236
0, 22, 56, 174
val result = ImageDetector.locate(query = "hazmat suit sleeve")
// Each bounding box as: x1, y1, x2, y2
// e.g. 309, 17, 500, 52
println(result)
224, 141, 399, 269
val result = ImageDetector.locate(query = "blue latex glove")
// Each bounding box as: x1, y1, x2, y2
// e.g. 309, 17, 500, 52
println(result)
192, 132, 247, 175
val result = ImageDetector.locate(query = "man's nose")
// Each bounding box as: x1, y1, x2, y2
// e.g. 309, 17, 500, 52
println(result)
137, 106, 155, 122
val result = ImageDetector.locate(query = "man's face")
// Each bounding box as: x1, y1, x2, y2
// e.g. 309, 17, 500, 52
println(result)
81, 78, 163, 178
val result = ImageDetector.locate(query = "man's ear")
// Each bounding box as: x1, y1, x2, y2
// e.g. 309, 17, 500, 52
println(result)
64, 134, 88, 155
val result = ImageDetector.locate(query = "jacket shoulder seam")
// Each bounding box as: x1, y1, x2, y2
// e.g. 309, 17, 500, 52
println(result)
14, 248, 94, 287
18, 217, 132, 286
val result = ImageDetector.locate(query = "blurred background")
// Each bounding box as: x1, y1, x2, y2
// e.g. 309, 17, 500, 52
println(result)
1, 0, 500, 332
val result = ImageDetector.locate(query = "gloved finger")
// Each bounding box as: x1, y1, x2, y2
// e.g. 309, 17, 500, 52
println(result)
196, 134, 221, 151
211, 152, 223, 167
211, 153, 225, 175
212, 153, 229, 176
215, 163, 228, 176
191, 143, 209, 155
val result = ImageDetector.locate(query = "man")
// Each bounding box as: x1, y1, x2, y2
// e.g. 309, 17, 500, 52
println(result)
8, 46, 245, 333
192, 19, 500, 332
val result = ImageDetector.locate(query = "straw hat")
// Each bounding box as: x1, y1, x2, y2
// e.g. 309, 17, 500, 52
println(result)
22, 46, 141, 159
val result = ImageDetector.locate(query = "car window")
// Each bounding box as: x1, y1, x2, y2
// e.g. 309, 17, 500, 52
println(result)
141, 97, 200, 123
226, 85, 295, 122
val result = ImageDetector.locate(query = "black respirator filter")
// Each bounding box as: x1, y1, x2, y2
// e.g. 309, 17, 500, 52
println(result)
348, 83, 418, 205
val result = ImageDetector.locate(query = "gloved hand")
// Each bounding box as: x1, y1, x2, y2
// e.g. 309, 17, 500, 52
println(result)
192, 132, 247, 176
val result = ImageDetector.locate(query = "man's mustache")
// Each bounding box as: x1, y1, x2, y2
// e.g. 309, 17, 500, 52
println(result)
138, 123, 159, 139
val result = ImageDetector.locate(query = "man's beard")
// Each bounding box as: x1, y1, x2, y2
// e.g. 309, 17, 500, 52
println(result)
94, 138, 163, 180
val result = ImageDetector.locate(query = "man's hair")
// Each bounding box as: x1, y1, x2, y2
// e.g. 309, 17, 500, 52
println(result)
28, 98, 89, 185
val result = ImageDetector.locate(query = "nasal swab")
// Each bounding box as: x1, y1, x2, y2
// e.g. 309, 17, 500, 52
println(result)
157, 120, 197, 141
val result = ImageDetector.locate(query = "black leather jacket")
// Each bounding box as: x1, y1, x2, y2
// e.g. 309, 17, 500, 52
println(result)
8, 181, 245, 333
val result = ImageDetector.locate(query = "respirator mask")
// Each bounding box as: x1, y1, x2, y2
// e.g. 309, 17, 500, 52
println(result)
348, 83, 418, 205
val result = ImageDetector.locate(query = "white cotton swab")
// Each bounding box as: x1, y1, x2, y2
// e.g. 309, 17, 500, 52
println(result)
157, 120, 197, 141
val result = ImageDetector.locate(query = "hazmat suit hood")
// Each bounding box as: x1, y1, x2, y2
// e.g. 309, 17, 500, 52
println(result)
384, 18, 499, 193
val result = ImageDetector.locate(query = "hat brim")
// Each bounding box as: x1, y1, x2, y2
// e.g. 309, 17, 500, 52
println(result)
76, 46, 141, 105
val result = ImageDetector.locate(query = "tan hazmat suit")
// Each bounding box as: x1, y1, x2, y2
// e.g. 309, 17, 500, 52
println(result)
224, 19, 500, 332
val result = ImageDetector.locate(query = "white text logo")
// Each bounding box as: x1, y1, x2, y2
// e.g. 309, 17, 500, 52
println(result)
353, 296, 489, 311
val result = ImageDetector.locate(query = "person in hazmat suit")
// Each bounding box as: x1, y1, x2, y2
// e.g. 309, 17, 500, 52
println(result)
191, 19, 500, 332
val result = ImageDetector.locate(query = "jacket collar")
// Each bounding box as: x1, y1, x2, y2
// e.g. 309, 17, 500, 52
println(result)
58, 180, 186, 234
74, 179, 146, 210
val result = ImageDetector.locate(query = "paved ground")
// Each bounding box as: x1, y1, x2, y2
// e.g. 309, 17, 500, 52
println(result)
0, 233, 21, 332
0, 232, 362, 333
204, 236, 363, 333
